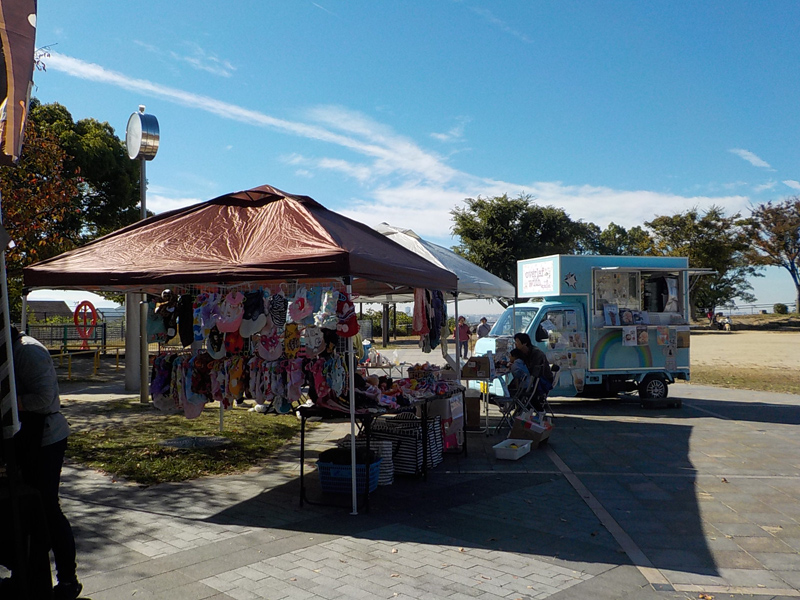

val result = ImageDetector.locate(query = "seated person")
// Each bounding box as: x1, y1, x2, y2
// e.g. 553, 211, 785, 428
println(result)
507, 348, 531, 395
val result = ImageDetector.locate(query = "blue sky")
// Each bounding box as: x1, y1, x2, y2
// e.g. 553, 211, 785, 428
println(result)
27, 1, 800, 312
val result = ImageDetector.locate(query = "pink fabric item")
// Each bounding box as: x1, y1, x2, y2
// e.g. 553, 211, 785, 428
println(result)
412, 288, 430, 335
217, 291, 245, 332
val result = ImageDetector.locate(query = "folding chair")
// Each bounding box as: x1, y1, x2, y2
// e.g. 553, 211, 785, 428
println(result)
493, 375, 534, 434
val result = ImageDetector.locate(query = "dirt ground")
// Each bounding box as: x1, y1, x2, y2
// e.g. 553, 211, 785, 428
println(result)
689, 330, 800, 369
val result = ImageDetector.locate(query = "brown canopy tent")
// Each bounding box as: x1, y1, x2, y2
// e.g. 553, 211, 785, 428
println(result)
23, 184, 457, 295
23, 184, 458, 513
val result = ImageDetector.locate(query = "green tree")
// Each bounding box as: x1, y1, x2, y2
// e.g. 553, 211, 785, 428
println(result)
644, 206, 758, 316
744, 197, 800, 312
1, 100, 141, 320
450, 193, 595, 291
596, 222, 652, 255
30, 99, 141, 238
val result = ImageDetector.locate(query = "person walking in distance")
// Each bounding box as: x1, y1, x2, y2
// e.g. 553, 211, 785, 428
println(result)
455, 316, 471, 358
10, 326, 82, 600
476, 317, 491, 339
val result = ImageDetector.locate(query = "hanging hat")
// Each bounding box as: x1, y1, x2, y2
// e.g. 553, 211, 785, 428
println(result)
283, 323, 301, 359
200, 292, 221, 339
255, 325, 284, 361
224, 328, 245, 355
303, 325, 325, 358
288, 285, 314, 324
217, 291, 245, 333
267, 290, 288, 328
314, 289, 339, 329
206, 325, 227, 360
336, 291, 359, 338
239, 289, 268, 337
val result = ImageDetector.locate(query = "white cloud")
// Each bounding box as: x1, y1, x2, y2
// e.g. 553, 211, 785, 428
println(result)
431, 118, 469, 142
47, 52, 756, 245
753, 181, 777, 192
729, 148, 772, 169
147, 193, 204, 214
782, 180, 800, 190
469, 6, 532, 44
134, 40, 236, 77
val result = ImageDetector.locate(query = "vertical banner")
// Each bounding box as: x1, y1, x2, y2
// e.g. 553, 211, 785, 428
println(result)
0, 0, 37, 166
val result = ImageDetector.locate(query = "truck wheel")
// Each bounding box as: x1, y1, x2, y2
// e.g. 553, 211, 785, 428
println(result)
639, 375, 668, 399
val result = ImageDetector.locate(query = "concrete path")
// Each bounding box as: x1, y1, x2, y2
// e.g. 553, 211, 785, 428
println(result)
10, 344, 800, 599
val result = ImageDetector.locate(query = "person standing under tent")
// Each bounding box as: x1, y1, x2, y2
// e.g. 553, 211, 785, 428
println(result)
7, 327, 82, 600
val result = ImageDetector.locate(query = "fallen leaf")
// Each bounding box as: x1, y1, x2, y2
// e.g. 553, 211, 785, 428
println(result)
290, 578, 297, 581
487, 537, 497, 541
459, 547, 465, 552
481, 575, 491, 580
590, 531, 598, 537
313, 569, 320, 573
721, 478, 728, 483
391, 573, 399, 578
391, 548, 398, 554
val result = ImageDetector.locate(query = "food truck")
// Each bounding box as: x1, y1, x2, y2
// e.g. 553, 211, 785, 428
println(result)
473, 254, 692, 407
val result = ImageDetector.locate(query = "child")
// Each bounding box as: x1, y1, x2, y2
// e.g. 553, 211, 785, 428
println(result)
508, 348, 530, 395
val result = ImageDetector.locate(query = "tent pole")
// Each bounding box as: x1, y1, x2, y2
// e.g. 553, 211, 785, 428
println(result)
20, 290, 28, 332
346, 279, 358, 515
139, 299, 149, 404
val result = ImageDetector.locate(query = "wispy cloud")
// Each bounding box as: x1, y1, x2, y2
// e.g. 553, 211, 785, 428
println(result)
46, 52, 753, 244
754, 181, 777, 192
312, 2, 337, 16
134, 40, 236, 77
431, 117, 470, 142
782, 180, 800, 190
729, 148, 772, 169
470, 6, 532, 44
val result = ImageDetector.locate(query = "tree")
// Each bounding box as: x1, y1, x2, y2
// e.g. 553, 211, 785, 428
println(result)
450, 193, 595, 291
744, 197, 800, 312
1, 118, 79, 319
644, 206, 759, 316
30, 99, 141, 237
596, 222, 652, 255
1, 100, 141, 320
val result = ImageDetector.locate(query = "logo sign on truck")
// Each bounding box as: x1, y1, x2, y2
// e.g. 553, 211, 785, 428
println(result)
520, 260, 555, 295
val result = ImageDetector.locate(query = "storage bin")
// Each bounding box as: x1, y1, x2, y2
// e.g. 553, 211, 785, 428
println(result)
493, 439, 532, 460
317, 459, 382, 494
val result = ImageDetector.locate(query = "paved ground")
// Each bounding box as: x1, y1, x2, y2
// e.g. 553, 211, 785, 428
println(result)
8, 343, 800, 599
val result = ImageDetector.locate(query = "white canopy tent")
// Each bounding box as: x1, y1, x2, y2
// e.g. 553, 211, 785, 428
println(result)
366, 223, 515, 301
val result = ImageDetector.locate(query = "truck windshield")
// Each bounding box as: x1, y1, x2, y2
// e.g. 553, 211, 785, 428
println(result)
490, 307, 539, 336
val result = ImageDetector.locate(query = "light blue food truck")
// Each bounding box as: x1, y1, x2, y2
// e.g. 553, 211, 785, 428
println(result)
473, 254, 693, 407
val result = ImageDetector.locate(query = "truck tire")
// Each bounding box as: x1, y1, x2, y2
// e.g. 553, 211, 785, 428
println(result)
639, 374, 668, 400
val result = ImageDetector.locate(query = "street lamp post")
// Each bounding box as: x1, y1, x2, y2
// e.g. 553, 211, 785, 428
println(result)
125, 106, 160, 403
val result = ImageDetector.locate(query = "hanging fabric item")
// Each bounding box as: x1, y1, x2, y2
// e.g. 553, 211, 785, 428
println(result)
146, 299, 168, 344
177, 294, 195, 347
155, 289, 179, 338
255, 325, 283, 361
239, 289, 268, 337
285, 358, 305, 403
412, 288, 430, 335
217, 291, 245, 333
206, 325, 227, 360
266, 288, 288, 328
315, 289, 339, 329
227, 356, 245, 402
288, 285, 314, 324
304, 325, 325, 358
224, 329, 245, 355
336, 291, 359, 337
200, 292, 221, 339
284, 323, 301, 358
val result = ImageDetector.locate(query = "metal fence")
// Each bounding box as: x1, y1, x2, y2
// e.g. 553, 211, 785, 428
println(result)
718, 302, 797, 315
19, 322, 127, 351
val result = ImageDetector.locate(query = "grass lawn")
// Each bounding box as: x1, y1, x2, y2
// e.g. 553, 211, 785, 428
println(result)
686, 365, 800, 395
66, 400, 301, 486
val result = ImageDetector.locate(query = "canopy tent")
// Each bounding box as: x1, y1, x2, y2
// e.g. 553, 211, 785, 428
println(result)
23, 185, 457, 296
23, 184, 459, 514
366, 223, 515, 301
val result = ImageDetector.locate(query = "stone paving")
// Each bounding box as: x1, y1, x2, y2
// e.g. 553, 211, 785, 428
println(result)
7, 345, 800, 599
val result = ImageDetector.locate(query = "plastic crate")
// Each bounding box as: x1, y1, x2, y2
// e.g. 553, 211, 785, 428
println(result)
317, 458, 382, 494
493, 439, 532, 460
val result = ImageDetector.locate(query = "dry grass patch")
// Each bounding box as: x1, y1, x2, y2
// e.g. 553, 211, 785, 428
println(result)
686, 365, 800, 395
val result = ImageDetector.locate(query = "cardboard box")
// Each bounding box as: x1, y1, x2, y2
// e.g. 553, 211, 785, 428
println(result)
493, 439, 532, 460
465, 394, 481, 428
461, 356, 493, 379
510, 418, 553, 446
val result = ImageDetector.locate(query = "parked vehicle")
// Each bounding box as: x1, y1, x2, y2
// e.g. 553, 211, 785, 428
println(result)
473, 254, 694, 407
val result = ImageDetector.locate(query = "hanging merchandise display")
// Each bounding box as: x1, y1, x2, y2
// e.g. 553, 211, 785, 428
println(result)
412, 288, 447, 353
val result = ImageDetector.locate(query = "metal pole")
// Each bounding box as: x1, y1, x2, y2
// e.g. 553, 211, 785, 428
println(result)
347, 280, 358, 515
20, 291, 27, 332
139, 299, 149, 403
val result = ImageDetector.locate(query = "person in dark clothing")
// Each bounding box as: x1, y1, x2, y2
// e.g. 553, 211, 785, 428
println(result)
9, 327, 81, 600
513, 332, 553, 384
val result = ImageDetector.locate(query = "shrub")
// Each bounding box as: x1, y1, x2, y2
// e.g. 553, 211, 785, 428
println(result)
773, 303, 789, 315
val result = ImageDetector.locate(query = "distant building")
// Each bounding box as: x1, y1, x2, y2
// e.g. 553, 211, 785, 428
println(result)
26, 300, 73, 322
